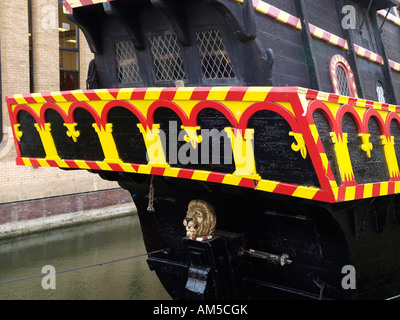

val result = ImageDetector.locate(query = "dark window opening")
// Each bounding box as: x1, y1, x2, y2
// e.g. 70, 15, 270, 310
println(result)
59, 0, 80, 91
115, 40, 142, 84
336, 65, 350, 97
148, 33, 186, 82
330, 55, 357, 98
28, 0, 34, 93
376, 81, 386, 103
196, 29, 235, 79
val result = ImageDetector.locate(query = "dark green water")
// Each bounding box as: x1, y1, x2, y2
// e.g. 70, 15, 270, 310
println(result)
0, 214, 171, 300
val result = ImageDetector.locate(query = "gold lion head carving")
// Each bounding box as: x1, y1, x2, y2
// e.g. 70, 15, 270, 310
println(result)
183, 199, 216, 239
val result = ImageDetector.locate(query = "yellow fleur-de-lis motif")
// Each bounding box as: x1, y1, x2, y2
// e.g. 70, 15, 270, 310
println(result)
358, 133, 373, 158
64, 123, 80, 143
181, 125, 202, 149
14, 124, 23, 142
289, 132, 307, 159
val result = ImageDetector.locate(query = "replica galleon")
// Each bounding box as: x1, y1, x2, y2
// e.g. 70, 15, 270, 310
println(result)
7, 0, 400, 299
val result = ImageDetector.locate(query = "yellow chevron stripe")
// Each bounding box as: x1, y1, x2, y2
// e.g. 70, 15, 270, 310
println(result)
14, 95, 28, 105
207, 87, 230, 101
120, 163, 137, 173
256, 180, 279, 192
72, 90, 89, 102
191, 170, 211, 181
37, 159, 50, 167
312, 26, 324, 38
277, 11, 290, 25
345, 186, 356, 201
50, 91, 68, 102
292, 186, 319, 199
222, 175, 242, 186
75, 160, 91, 169
380, 182, 388, 196
144, 88, 163, 100
332, 187, 339, 201
96, 89, 115, 101
174, 87, 195, 100
96, 161, 112, 171
22, 158, 33, 166
117, 88, 134, 100
164, 167, 181, 178
137, 165, 152, 175
31, 93, 47, 104
243, 87, 271, 101
309, 125, 319, 144
320, 153, 329, 173
255, 2, 270, 15
363, 184, 373, 198
338, 96, 350, 104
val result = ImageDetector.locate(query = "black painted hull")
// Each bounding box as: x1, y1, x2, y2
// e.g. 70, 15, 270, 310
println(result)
114, 172, 400, 300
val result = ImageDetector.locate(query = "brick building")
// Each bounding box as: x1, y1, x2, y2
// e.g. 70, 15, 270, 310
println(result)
0, 0, 134, 237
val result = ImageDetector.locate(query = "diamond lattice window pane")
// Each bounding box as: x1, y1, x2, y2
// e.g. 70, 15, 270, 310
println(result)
336, 65, 350, 97
149, 34, 186, 81
196, 30, 235, 79
376, 81, 386, 103
115, 40, 142, 83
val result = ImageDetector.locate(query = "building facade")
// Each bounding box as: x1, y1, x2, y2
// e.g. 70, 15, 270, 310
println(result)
0, 0, 133, 236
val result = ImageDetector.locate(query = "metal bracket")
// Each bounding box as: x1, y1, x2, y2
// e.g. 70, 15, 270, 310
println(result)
380, 6, 393, 32
246, 249, 293, 266
359, 0, 373, 33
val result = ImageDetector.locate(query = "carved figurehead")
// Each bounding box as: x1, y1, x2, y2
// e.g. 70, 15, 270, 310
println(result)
183, 200, 217, 241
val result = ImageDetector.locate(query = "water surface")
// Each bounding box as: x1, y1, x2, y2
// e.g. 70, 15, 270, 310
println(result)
0, 214, 171, 300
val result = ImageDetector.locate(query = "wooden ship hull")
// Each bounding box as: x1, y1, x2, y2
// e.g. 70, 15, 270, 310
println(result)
7, 0, 400, 299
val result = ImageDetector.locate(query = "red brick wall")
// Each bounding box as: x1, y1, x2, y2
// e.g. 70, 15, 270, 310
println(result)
0, 188, 133, 225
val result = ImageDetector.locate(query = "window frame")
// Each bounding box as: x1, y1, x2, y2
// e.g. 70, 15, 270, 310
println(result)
195, 28, 236, 80
147, 31, 187, 85
376, 80, 386, 103
58, 0, 80, 91
0, 37, 2, 141
329, 54, 358, 98
114, 40, 143, 85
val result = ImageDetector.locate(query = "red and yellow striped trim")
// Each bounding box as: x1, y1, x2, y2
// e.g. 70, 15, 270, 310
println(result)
378, 9, 400, 27
389, 59, 400, 72
234, 0, 302, 29
353, 44, 384, 65
17, 156, 324, 202
335, 181, 400, 202
308, 24, 349, 50
305, 88, 400, 113
63, 0, 114, 14
7, 86, 278, 104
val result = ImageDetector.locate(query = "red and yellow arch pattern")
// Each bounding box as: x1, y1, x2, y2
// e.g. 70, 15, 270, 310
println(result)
7, 85, 400, 204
